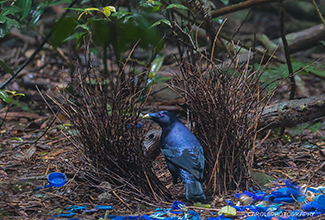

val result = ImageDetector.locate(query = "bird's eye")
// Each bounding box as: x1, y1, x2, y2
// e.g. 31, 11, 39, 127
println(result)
158, 113, 164, 117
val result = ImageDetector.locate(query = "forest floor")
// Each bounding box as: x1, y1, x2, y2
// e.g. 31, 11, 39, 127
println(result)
1, 46, 325, 219
2, 7, 325, 219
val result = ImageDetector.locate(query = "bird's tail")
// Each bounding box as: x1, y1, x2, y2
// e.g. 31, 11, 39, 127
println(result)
184, 180, 206, 202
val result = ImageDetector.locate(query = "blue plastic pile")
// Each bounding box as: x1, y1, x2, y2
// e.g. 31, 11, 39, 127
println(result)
230, 179, 325, 219
49, 179, 325, 220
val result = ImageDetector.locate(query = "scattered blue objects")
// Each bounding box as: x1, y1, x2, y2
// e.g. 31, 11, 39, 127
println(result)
49, 179, 325, 219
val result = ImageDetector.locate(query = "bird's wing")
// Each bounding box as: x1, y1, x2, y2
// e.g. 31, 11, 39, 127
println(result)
161, 145, 204, 180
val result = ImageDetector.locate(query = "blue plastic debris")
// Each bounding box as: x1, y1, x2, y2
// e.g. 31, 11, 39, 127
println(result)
34, 172, 67, 191
67, 205, 87, 211
96, 205, 114, 210
48, 181, 325, 220
267, 186, 305, 203
53, 209, 75, 218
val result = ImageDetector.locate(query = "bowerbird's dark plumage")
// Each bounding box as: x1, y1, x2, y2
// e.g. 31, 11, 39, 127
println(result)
143, 111, 206, 201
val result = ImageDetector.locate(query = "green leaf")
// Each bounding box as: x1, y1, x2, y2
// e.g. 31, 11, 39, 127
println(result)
0, 24, 11, 37
5, 90, 25, 97
2, 6, 23, 16
64, 8, 87, 12
75, 31, 88, 49
76, 24, 90, 32
6, 17, 21, 29
0, 90, 10, 103
218, 205, 236, 216
63, 31, 87, 42
213, 16, 223, 24
148, 19, 171, 29
111, 10, 133, 19
102, 6, 116, 17
153, 5, 160, 12
30, 5, 45, 25
49, 16, 77, 48
220, 0, 229, 5
14, 0, 32, 20
294, 123, 309, 135
11, 137, 23, 141
48, 0, 73, 6
0, 14, 7, 24
0, 60, 14, 76
149, 55, 164, 79
166, 4, 189, 10
309, 122, 322, 133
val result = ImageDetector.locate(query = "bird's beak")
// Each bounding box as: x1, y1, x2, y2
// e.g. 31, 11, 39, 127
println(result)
142, 114, 151, 119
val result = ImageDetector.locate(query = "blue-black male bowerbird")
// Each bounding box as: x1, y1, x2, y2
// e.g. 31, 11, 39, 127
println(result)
143, 111, 206, 201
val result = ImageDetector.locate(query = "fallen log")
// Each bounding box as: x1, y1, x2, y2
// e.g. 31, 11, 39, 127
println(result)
258, 94, 325, 130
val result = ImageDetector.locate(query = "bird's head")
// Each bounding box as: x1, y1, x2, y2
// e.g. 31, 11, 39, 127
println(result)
142, 111, 178, 127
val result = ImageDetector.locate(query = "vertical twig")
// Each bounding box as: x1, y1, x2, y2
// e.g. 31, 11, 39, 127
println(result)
279, 0, 295, 100
312, 0, 325, 27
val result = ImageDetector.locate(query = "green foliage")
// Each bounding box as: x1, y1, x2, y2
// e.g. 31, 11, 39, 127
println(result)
308, 122, 322, 133
294, 122, 309, 136
0, 90, 28, 110
166, 4, 189, 10
13, 0, 32, 19
49, 16, 77, 48
289, 122, 322, 137
0, 0, 73, 37
148, 19, 171, 29
68, 5, 164, 62
258, 61, 325, 89
0, 60, 14, 75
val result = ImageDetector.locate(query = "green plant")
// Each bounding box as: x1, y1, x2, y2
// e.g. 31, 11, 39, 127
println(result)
0, 90, 27, 110
258, 60, 325, 90
0, 0, 73, 37
65, 3, 164, 76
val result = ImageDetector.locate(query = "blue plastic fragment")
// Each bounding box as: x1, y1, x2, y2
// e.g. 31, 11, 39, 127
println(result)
272, 197, 295, 203
96, 205, 114, 210
225, 200, 233, 206
304, 187, 320, 194
48, 172, 67, 187
34, 172, 67, 191
170, 201, 186, 214
53, 209, 75, 217
149, 211, 167, 219
267, 187, 305, 203
171, 201, 186, 210
183, 210, 200, 220
282, 179, 301, 191
67, 205, 87, 210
